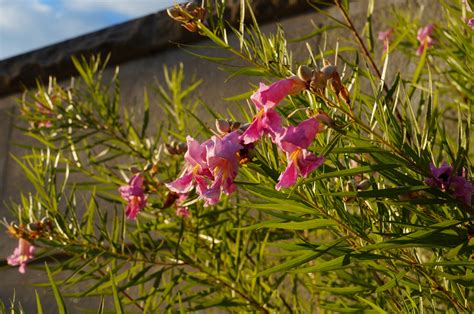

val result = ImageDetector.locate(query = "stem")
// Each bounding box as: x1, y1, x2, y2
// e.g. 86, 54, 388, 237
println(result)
334, 0, 383, 83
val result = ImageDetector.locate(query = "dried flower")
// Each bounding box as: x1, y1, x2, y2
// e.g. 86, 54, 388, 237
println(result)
7, 238, 35, 274
167, 2, 206, 33
275, 118, 325, 190
119, 174, 147, 219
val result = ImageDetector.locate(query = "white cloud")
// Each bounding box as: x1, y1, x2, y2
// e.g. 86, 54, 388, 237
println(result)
0, 0, 180, 59
0, 1, 110, 59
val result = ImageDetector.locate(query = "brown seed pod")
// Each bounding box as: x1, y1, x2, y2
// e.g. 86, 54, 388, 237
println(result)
216, 119, 231, 134
297, 65, 313, 82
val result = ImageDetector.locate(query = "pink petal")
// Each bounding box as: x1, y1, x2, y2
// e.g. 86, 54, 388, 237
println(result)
278, 118, 320, 151
262, 109, 283, 141
185, 136, 208, 168
195, 174, 211, 197
129, 174, 144, 188
451, 176, 473, 206
166, 172, 195, 193
251, 79, 294, 110
18, 264, 26, 274
239, 117, 263, 144
276, 160, 298, 190
176, 207, 191, 218
298, 150, 325, 177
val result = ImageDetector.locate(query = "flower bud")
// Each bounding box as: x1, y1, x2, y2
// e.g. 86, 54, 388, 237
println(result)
356, 179, 371, 190
164, 143, 178, 155
315, 111, 335, 128
185, 2, 197, 10
297, 65, 313, 82
309, 71, 327, 92
40, 217, 51, 225
216, 119, 231, 134
320, 65, 337, 80
177, 142, 187, 154
230, 121, 241, 131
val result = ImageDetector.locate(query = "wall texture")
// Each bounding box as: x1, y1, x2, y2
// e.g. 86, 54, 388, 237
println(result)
0, 0, 439, 311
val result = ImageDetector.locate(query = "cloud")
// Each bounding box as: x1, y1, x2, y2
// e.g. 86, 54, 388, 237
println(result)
0, 0, 179, 60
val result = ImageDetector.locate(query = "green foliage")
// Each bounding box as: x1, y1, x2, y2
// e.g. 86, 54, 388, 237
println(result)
3, 0, 473, 313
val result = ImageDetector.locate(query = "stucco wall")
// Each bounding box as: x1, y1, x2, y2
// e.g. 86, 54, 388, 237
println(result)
0, 0, 439, 311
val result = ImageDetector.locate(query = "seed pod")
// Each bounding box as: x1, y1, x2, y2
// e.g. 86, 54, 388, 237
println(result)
356, 179, 371, 190
230, 121, 241, 131
27, 223, 41, 232
185, 2, 197, 10
315, 111, 335, 128
320, 65, 337, 80
239, 123, 250, 132
309, 71, 327, 92
297, 65, 313, 82
40, 217, 51, 225
177, 142, 187, 154
143, 163, 153, 171
216, 119, 231, 134
164, 143, 178, 155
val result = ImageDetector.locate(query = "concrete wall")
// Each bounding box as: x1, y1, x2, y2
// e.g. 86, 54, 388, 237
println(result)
0, 0, 439, 311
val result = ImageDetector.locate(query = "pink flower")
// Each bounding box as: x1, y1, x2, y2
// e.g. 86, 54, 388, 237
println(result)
425, 162, 452, 191
176, 206, 191, 218
166, 136, 215, 204
425, 162, 473, 206
175, 194, 191, 218
7, 238, 35, 274
275, 118, 325, 190
240, 77, 306, 144
416, 24, 435, 56
468, 18, 474, 30
451, 175, 473, 206
204, 132, 243, 204
378, 29, 393, 52
119, 174, 147, 219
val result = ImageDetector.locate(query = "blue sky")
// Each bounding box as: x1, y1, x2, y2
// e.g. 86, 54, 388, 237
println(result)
0, 0, 182, 60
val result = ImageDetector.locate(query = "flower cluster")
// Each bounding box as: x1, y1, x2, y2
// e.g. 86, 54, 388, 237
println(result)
7, 238, 35, 274
166, 77, 326, 206
425, 162, 473, 206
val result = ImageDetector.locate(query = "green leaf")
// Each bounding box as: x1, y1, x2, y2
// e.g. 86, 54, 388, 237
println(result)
110, 271, 124, 314
316, 285, 369, 294
256, 251, 321, 277
302, 164, 399, 185
237, 216, 336, 231
223, 90, 253, 102
375, 270, 407, 293
360, 220, 465, 252
294, 253, 385, 273
355, 296, 387, 313
45, 263, 68, 314
35, 290, 44, 314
